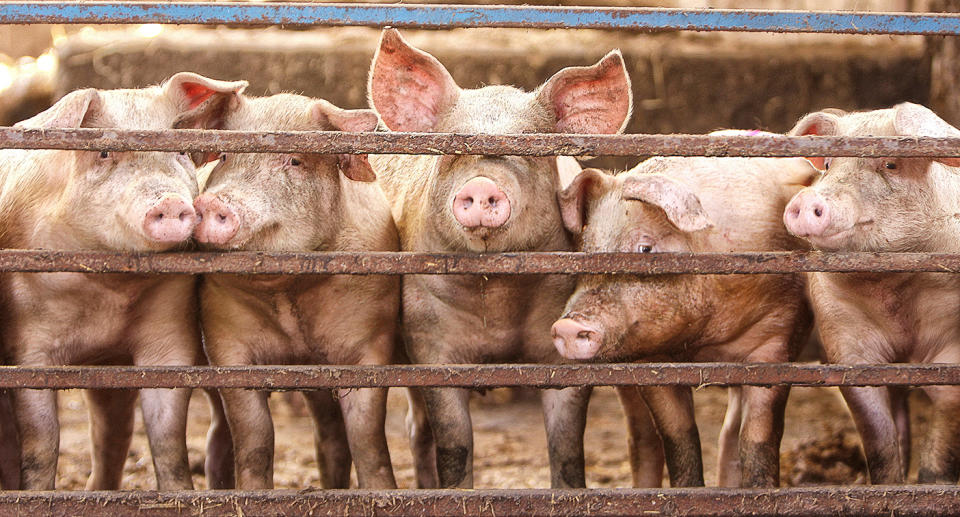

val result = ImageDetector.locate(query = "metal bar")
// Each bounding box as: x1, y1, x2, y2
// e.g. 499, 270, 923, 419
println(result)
0, 2, 959, 35
2, 363, 960, 389
4, 250, 960, 275
1, 487, 958, 516
5, 128, 960, 157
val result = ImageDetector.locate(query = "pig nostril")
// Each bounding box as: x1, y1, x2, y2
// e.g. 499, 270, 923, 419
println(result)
178, 211, 189, 221
814, 207, 823, 217
217, 213, 227, 223
488, 197, 497, 206
576, 330, 592, 339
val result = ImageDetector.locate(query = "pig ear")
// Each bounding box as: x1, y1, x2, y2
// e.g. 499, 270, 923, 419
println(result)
788, 111, 841, 171
167, 72, 247, 166
368, 28, 460, 132
15, 89, 99, 129
311, 100, 379, 182
622, 174, 714, 233
893, 102, 960, 167
555, 156, 583, 190
536, 50, 632, 135
557, 168, 613, 234
167, 72, 247, 129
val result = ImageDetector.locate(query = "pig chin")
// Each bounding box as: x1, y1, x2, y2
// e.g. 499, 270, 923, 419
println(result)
456, 225, 509, 252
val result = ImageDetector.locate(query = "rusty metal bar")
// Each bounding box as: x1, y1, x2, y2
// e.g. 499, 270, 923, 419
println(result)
0, 2, 959, 36
2, 363, 960, 389
4, 250, 960, 275
4, 128, 960, 158
0, 487, 958, 516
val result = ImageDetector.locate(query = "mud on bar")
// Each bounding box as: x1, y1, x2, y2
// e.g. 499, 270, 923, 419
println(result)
3, 128, 960, 158
2, 363, 960, 389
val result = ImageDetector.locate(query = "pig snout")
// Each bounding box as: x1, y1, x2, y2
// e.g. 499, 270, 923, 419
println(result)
142, 195, 198, 244
452, 177, 511, 229
551, 318, 603, 360
193, 193, 240, 245
783, 190, 831, 238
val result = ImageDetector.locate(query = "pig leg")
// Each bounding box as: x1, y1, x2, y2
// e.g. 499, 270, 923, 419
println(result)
839, 385, 904, 484
542, 386, 591, 488
405, 387, 438, 488
420, 387, 473, 488
84, 388, 137, 489
616, 385, 664, 488
739, 384, 789, 487
303, 389, 352, 488
891, 386, 911, 479
139, 387, 193, 490
716, 387, 742, 488
14, 388, 59, 489
203, 389, 235, 489
640, 385, 704, 487
220, 388, 274, 489
917, 385, 960, 483
0, 390, 20, 489
337, 387, 396, 488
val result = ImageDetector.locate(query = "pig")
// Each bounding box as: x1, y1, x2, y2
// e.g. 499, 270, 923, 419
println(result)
184, 91, 407, 490
782, 103, 960, 484
551, 147, 817, 487
0, 72, 246, 490
366, 28, 632, 488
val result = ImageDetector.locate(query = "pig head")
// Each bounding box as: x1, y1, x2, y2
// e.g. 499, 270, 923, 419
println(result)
8, 72, 246, 251
368, 28, 632, 254
783, 102, 960, 252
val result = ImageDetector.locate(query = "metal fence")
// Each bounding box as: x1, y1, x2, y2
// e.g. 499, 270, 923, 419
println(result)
0, 2, 957, 516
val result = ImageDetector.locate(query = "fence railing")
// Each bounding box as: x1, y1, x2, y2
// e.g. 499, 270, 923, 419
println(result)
0, 2, 958, 35
4, 486, 959, 517
4, 128, 960, 157
0, 2, 956, 516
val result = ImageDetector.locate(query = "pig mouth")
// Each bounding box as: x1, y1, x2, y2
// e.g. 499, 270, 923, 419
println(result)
805, 218, 874, 250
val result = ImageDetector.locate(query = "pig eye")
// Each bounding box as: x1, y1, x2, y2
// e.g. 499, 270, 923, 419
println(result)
219, 154, 227, 162
884, 161, 897, 170
178, 151, 186, 156
98, 151, 109, 159
290, 157, 302, 167
636, 244, 653, 253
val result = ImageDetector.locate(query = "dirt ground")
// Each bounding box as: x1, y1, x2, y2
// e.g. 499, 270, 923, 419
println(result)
48, 379, 934, 489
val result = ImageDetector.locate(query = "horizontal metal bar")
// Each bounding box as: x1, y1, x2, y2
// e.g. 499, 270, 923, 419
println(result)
5, 128, 960, 157
1, 487, 958, 516
2, 363, 960, 389
3, 250, 960, 275
0, 2, 958, 35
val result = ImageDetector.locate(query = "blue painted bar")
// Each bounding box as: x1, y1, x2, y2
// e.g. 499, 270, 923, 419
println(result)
1, 2, 960, 35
